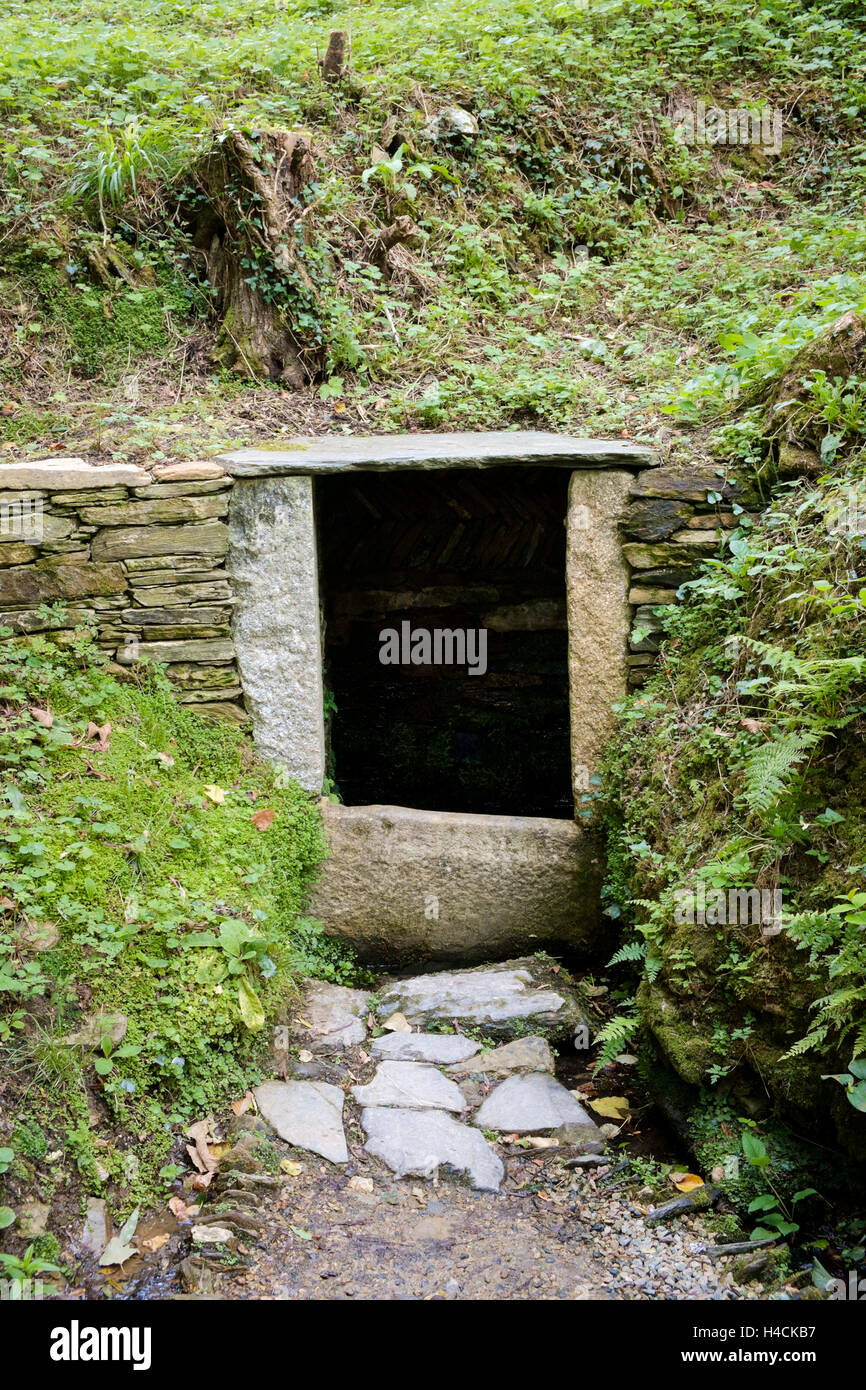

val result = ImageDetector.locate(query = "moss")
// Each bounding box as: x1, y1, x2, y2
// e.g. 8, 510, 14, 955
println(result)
638, 979, 715, 1086
0, 630, 326, 1203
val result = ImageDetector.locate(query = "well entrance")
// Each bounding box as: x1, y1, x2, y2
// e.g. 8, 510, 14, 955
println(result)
224, 431, 654, 963
317, 467, 571, 817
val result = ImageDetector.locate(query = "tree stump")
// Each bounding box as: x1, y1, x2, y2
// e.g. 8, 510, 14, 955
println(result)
189, 129, 322, 386
322, 30, 348, 83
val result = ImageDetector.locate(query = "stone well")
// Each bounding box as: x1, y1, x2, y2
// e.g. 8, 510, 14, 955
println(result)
0, 433, 743, 963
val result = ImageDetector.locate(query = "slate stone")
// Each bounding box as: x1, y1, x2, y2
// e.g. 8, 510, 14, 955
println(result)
376, 959, 585, 1040
0, 561, 127, 604
116, 637, 235, 665
152, 461, 227, 482
0, 513, 74, 543
0, 543, 39, 566
0, 459, 148, 490
450, 1036, 554, 1076
300, 979, 370, 1050
370, 1033, 482, 1064
79, 495, 228, 526
91, 520, 228, 561
254, 1080, 348, 1164
622, 497, 693, 541
121, 605, 231, 627
474, 1073, 599, 1134
130, 582, 233, 607
352, 1062, 466, 1111
219, 430, 655, 476
361, 1107, 504, 1190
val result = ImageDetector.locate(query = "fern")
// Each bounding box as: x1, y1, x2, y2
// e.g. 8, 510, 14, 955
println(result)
607, 941, 645, 967
592, 1011, 639, 1072
742, 729, 819, 813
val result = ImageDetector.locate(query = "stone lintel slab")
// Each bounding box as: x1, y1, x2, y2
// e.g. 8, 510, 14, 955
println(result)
227, 476, 325, 793
219, 431, 656, 476
309, 802, 603, 966
566, 470, 633, 805
0, 459, 149, 490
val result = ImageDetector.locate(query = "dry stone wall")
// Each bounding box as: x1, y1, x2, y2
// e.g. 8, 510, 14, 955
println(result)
0, 438, 751, 768
0, 457, 245, 724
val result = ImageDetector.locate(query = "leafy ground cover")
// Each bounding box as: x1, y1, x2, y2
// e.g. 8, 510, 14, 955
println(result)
1, 0, 865, 465
0, 626, 327, 1226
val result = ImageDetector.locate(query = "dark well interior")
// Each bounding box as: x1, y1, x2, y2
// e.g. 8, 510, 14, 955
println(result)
316, 467, 573, 817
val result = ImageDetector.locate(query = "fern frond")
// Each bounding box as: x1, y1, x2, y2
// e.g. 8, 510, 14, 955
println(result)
743, 730, 819, 813
592, 1011, 639, 1072
608, 941, 645, 967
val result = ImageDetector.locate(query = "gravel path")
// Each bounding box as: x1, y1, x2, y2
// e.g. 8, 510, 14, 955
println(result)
175, 1132, 763, 1302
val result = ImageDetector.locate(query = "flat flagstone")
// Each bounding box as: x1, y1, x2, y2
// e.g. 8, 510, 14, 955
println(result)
375, 959, 585, 1040
370, 1032, 482, 1064
473, 1072, 599, 1134
361, 1107, 504, 1191
352, 1061, 466, 1112
299, 979, 370, 1050
254, 1080, 348, 1164
448, 1035, 554, 1075
219, 430, 655, 476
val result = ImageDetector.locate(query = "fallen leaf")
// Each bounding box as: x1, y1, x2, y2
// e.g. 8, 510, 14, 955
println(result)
191, 1171, 215, 1191
231, 1091, 254, 1117
155, 751, 174, 767
29, 706, 53, 728
203, 784, 225, 804
99, 1207, 139, 1267
298, 1049, 313, 1063
382, 1012, 411, 1033
588, 1095, 630, 1120
740, 718, 769, 734
290, 1225, 312, 1241
86, 720, 111, 752
280, 1160, 304, 1177
82, 761, 111, 779
168, 1196, 199, 1221
140, 1233, 170, 1254
186, 1118, 218, 1175
673, 1173, 705, 1193
524, 1136, 558, 1149
250, 807, 275, 831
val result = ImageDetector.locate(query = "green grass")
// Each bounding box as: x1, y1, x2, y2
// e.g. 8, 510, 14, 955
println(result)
2, 0, 866, 460
0, 625, 328, 1203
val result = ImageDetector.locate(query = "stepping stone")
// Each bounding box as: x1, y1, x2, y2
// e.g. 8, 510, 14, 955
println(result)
448, 1035, 554, 1075
352, 1062, 465, 1112
474, 1073, 599, 1134
370, 1032, 482, 1064
254, 1080, 348, 1164
299, 980, 370, 1051
375, 957, 585, 1041
361, 1107, 504, 1191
